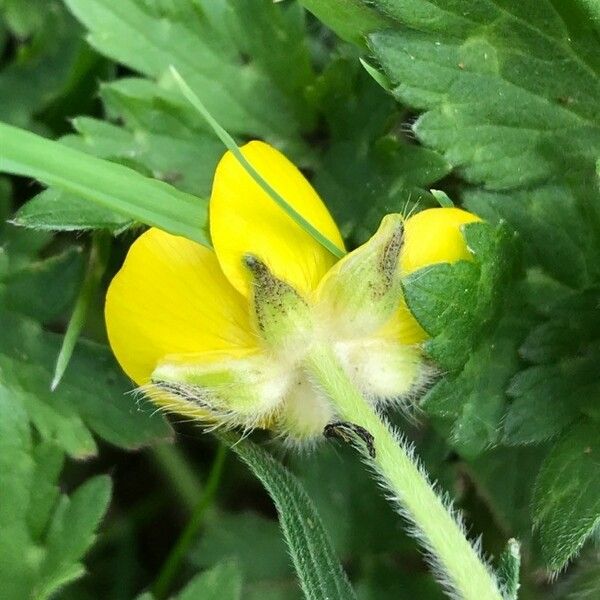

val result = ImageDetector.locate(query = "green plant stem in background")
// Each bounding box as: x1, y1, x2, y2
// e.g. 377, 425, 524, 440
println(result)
306, 345, 505, 600
51, 232, 111, 390
152, 443, 227, 600
169, 67, 346, 259
151, 443, 205, 514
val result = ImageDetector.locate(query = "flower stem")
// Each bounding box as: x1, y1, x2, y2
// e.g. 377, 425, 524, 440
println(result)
152, 443, 227, 599
306, 345, 504, 600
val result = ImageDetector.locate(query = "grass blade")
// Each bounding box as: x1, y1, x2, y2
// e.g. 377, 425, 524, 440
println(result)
51, 233, 111, 391
169, 67, 345, 259
0, 121, 208, 244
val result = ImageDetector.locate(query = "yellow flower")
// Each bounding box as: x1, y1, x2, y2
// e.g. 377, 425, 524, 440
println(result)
105, 141, 478, 443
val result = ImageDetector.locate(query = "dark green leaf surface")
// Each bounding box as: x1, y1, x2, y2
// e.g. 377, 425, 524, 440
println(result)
465, 186, 600, 289
402, 221, 524, 455
299, 0, 392, 46
64, 0, 315, 147
532, 421, 600, 570
2, 246, 84, 322
311, 57, 450, 244
0, 310, 172, 456
0, 3, 96, 129
369, 0, 600, 190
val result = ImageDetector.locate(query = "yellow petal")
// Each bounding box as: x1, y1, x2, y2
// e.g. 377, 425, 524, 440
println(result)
105, 228, 256, 385
380, 302, 429, 345
393, 207, 482, 343
401, 207, 481, 275
209, 141, 345, 297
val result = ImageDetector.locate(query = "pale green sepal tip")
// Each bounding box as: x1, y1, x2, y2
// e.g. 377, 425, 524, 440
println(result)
430, 189, 455, 207
318, 213, 405, 336
243, 254, 313, 350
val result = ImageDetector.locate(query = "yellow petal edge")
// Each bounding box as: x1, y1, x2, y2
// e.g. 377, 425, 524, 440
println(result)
209, 140, 345, 298
105, 228, 256, 385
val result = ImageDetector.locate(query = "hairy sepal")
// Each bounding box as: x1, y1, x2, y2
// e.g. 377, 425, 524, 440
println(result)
317, 214, 405, 338
151, 350, 288, 428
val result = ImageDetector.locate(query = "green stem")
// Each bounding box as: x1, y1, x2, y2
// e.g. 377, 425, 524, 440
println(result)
151, 443, 204, 514
306, 346, 504, 600
152, 443, 228, 600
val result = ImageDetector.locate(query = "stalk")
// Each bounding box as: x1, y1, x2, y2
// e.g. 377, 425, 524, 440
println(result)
306, 345, 504, 600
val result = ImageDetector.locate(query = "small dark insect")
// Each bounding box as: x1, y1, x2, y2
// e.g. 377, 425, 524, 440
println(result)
324, 421, 376, 458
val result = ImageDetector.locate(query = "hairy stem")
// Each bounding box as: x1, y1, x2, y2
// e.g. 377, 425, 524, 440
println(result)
307, 345, 503, 600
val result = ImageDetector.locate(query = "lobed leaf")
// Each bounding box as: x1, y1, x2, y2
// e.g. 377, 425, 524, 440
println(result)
532, 421, 600, 570
0, 394, 111, 599
403, 221, 525, 456
368, 0, 600, 190
63, 0, 315, 145
0, 309, 172, 457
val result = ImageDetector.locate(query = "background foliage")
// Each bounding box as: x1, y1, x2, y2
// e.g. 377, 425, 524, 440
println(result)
1, 0, 599, 598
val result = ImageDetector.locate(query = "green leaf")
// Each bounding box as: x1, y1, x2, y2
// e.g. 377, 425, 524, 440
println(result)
193, 512, 294, 586
368, 0, 600, 190
14, 189, 132, 233
75, 81, 224, 194
64, 0, 315, 145
1, 245, 84, 322
226, 437, 357, 600
310, 57, 450, 243
468, 445, 548, 539
291, 444, 418, 557
0, 4, 95, 128
298, 0, 392, 46
403, 221, 526, 456
0, 310, 172, 457
0, 393, 111, 599
405, 222, 520, 366
0, 121, 208, 243
532, 421, 600, 570
422, 312, 530, 457
503, 289, 600, 445
1, 0, 52, 37
175, 562, 242, 600
465, 186, 600, 289
33, 475, 112, 599
496, 539, 521, 600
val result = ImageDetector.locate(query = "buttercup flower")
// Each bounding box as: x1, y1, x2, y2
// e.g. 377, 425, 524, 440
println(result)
105, 141, 478, 444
